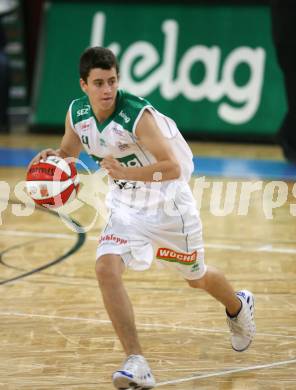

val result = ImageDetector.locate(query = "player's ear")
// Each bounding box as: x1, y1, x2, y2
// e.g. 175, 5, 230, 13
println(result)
80, 78, 88, 94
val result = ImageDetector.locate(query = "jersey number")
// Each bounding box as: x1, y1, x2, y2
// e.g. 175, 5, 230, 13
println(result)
81, 135, 90, 148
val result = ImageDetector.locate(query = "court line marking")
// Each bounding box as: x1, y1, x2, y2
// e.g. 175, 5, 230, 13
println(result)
1, 311, 296, 386
0, 225, 85, 286
2, 230, 296, 384
1, 312, 296, 387
1, 229, 296, 254
0, 311, 296, 340
156, 358, 296, 386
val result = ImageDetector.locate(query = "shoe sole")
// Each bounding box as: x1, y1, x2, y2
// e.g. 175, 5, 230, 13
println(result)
113, 375, 155, 390
115, 386, 153, 390
232, 339, 252, 352
115, 386, 154, 389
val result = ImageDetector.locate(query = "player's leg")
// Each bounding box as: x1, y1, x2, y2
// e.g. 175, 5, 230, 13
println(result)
95, 254, 142, 356
157, 183, 255, 352
95, 254, 155, 389
186, 265, 241, 315
186, 267, 256, 352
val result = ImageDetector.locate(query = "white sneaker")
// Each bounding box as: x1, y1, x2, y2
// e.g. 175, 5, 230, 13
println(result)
227, 290, 256, 352
112, 354, 156, 390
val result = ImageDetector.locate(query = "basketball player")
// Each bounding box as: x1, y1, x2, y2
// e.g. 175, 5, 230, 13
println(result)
30, 47, 256, 390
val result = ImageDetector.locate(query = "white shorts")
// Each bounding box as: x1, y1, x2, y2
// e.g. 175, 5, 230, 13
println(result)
96, 182, 207, 280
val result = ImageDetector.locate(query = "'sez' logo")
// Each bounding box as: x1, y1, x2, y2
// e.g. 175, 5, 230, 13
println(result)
77, 105, 90, 117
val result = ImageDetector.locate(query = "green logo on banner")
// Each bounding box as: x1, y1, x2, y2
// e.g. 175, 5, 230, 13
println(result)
91, 12, 265, 125
34, 3, 286, 135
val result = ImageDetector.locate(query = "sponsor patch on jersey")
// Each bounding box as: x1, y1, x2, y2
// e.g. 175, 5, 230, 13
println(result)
117, 142, 130, 151
77, 105, 90, 117
99, 234, 128, 245
117, 154, 142, 168
81, 122, 90, 131
113, 179, 140, 190
112, 126, 125, 136
119, 110, 131, 123
190, 262, 200, 272
100, 138, 107, 147
156, 248, 197, 265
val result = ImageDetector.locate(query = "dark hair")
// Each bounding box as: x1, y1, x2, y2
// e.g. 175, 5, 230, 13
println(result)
79, 46, 119, 82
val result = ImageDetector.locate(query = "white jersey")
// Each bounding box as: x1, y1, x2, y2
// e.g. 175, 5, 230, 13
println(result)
69, 89, 194, 209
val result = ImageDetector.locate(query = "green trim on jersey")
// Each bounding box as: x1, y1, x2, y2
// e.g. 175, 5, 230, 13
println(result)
71, 96, 92, 126
70, 90, 151, 133
112, 90, 151, 133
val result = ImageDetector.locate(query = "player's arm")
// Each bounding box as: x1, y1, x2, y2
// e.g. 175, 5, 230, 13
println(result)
28, 111, 82, 167
101, 110, 180, 182
58, 111, 82, 159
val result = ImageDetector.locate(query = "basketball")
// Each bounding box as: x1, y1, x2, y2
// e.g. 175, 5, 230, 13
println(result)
26, 155, 80, 208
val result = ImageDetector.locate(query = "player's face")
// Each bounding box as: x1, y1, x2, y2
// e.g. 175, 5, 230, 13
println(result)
80, 67, 119, 113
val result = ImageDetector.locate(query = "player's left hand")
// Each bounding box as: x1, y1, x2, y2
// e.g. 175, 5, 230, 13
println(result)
100, 155, 127, 179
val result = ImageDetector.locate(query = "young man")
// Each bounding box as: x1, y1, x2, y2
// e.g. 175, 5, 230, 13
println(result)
30, 47, 256, 390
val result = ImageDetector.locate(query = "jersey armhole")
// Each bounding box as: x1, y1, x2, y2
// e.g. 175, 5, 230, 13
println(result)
68, 100, 77, 134
132, 105, 153, 137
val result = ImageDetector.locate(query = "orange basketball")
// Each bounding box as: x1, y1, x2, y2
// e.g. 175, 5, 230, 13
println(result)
26, 156, 80, 208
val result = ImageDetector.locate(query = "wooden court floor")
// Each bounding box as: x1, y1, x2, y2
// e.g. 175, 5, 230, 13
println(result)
0, 134, 296, 389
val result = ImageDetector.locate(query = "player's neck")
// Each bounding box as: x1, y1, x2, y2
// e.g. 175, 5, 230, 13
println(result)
93, 101, 117, 124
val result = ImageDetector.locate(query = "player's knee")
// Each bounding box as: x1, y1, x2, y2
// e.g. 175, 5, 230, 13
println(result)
186, 276, 206, 289
95, 255, 123, 283
95, 261, 119, 283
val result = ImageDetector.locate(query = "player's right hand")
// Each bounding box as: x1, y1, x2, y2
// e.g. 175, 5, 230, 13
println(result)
28, 148, 59, 169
